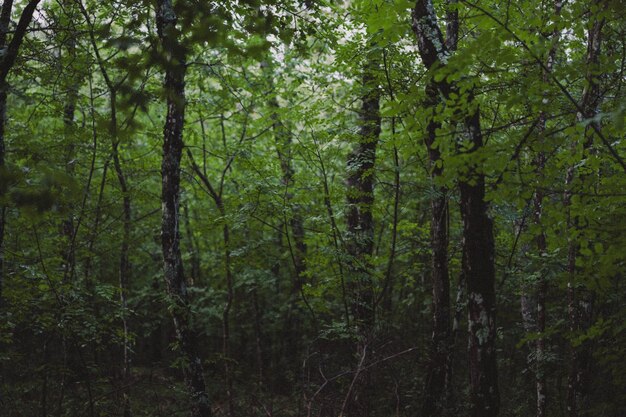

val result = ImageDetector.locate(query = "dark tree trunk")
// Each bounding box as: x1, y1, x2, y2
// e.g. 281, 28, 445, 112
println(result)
156, 2, 211, 416
412, 1, 499, 415
421, 81, 452, 417
421, 1, 458, 413
459, 109, 499, 417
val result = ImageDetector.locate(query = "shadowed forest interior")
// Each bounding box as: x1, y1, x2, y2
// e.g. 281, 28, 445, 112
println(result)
1, 0, 626, 416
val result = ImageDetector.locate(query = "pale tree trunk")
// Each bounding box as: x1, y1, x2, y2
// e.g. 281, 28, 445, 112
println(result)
412, 1, 499, 415
565, 3, 605, 416
156, 1, 211, 416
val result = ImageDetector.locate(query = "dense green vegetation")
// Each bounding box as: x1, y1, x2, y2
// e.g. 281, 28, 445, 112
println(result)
1, 0, 625, 416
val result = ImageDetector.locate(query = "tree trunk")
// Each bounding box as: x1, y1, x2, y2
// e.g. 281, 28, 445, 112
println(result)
110, 92, 132, 417
565, 4, 605, 416
342, 50, 381, 417
186, 146, 235, 417
421, 1, 457, 413
182, 202, 200, 285
79, 1, 135, 407
156, 2, 211, 416
262, 60, 308, 381
530, 2, 562, 413
460, 110, 499, 417
345, 55, 381, 332
412, 1, 499, 415
0, 0, 41, 307
421, 81, 452, 417
264, 61, 307, 293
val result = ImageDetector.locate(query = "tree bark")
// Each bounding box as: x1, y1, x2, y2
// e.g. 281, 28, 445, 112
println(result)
459, 110, 499, 417
420, 1, 457, 414
156, 2, 211, 416
421, 80, 452, 417
412, 1, 499, 415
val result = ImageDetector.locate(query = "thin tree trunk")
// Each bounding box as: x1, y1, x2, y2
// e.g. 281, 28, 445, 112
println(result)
222, 219, 234, 417
565, 4, 605, 416
264, 61, 307, 293
60, 54, 78, 282
262, 60, 308, 381
0, 0, 11, 313
379, 49, 400, 314
57, 0, 79, 284
530, 3, 563, 415
343, 49, 381, 417
315, 141, 350, 327
78, 2, 135, 408
110, 92, 133, 417
156, 2, 211, 416
345, 54, 381, 332
182, 202, 200, 285
186, 149, 234, 417
412, 1, 499, 415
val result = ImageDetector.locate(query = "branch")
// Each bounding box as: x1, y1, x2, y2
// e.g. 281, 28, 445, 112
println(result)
0, 0, 41, 82
461, 0, 626, 173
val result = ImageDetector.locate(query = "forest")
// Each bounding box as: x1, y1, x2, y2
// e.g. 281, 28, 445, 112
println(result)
0, 0, 625, 416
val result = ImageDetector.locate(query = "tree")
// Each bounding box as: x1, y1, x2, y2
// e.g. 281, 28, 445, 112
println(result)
156, 1, 211, 415
1, 1, 626, 416
412, 0, 499, 415
0, 0, 42, 306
